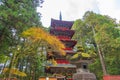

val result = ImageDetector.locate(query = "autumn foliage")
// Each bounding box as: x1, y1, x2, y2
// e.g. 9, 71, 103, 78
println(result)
3, 68, 27, 77
21, 27, 65, 55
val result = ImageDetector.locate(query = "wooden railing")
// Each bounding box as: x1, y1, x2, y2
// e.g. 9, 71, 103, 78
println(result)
103, 75, 120, 80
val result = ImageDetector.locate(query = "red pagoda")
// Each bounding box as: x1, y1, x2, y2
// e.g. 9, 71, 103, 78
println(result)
45, 15, 77, 79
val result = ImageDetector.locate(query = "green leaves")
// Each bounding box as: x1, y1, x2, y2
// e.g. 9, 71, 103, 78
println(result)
0, 54, 9, 63
72, 11, 120, 79
0, 0, 44, 79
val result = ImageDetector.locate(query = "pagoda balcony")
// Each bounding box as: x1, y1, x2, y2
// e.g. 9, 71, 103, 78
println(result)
63, 47, 72, 50
50, 29, 75, 38
54, 26, 69, 30
56, 59, 70, 64
57, 36, 71, 40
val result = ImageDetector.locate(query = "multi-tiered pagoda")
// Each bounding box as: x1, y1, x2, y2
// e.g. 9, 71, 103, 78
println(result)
45, 16, 77, 79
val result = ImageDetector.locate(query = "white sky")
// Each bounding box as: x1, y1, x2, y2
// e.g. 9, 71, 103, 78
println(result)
37, 0, 120, 27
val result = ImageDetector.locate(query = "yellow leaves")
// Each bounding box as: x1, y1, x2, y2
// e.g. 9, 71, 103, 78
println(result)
81, 52, 91, 58
51, 59, 57, 66
71, 52, 91, 60
48, 59, 57, 66
3, 68, 27, 77
48, 35, 65, 55
71, 53, 79, 59
21, 27, 46, 41
21, 27, 65, 55
77, 45, 84, 52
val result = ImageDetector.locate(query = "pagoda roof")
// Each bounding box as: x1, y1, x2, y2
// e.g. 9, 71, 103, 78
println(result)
50, 29, 75, 38
50, 19, 74, 29
48, 64, 76, 68
65, 50, 76, 54
61, 40, 77, 48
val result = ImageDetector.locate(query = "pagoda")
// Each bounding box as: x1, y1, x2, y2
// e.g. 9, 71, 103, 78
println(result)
45, 14, 77, 80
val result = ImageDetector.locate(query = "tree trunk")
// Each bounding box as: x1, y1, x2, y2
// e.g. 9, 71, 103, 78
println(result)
91, 26, 107, 75
1, 58, 8, 74
97, 44, 107, 75
8, 53, 16, 78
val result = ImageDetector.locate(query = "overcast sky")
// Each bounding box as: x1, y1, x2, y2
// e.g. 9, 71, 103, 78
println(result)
37, 0, 120, 27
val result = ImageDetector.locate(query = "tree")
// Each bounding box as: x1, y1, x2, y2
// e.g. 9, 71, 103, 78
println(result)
72, 11, 120, 80
0, 0, 44, 79
4, 27, 65, 79
21, 27, 65, 56
0, 0, 43, 51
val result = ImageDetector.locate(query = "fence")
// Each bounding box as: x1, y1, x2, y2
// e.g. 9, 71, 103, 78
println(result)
103, 75, 120, 80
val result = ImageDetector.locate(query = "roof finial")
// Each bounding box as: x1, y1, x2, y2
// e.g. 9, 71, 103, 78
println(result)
59, 11, 62, 21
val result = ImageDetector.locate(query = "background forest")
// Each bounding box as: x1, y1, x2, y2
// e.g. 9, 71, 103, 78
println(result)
0, 0, 120, 80
72, 11, 120, 80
